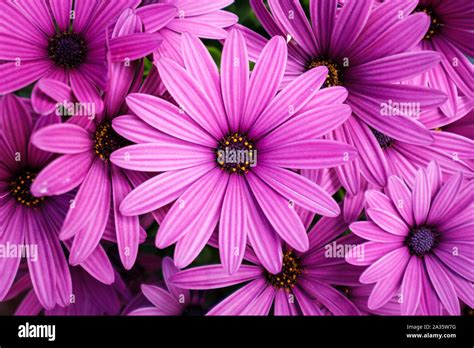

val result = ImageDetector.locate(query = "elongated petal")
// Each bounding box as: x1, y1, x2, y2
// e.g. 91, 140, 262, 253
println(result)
349, 221, 405, 243
111, 166, 140, 270
346, 241, 403, 266
169, 265, 262, 290
141, 284, 182, 315
126, 93, 215, 147
242, 180, 283, 274
0, 59, 52, 95
346, 51, 441, 83
156, 169, 225, 249
1, 94, 33, 159
0, 209, 24, 300
345, 116, 389, 187
173, 174, 228, 268
424, 255, 460, 316
254, 165, 339, 217
219, 175, 248, 275
247, 172, 308, 252
109, 33, 162, 62
360, 247, 410, 284
260, 140, 357, 169
69, 70, 104, 114
258, 104, 351, 149
31, 152, 94, 196
427, 173, 463, 225
268, 0, 318, 56
221, 29, 248, 130
207, 279, 268, 316
367, 208, 409, 236
329, 0, 373, 58
241, 36, 287, 130
110, 142, 213, 172
25, 212, 57, 310
156, 58, 223, 138
60, 159, 108, 240
120, 164, 212, 216
400, 256, 422, 315
181, 32, 226, 128
136, 3, 177, 32
412, 168, 431, 226
250, 67, 327, 138
32, 124, 93, 154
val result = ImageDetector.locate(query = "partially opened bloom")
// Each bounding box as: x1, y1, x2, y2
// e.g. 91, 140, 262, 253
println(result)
128, 257, 207, 316
170, 207, 363, 316
29, 10, 158, 270
0, 94, 116, 310
346, 162, 473, 315
239, 0, 448, 192
413, 0, 474, 117
111, 30, 357, 273
0, 0, 141, 113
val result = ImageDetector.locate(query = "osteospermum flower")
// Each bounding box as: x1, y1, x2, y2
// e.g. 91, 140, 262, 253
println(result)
0, 0, 140, 113
29, 10, 158, 270
413, 0, 474, 117
128, 257, 207, 316
0, 94, 114, 309
239, 0, 448, 192
346, 162, 473, 315
111, 30, 357, 274
169, 207, 363, 316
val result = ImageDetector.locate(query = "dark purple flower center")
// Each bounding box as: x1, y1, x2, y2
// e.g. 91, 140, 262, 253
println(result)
94, 121, 131, 162
265, 250, 303, 290
216, 133, 256, 174
9, 169, 44, 207
415, 6, 443, 40
371, 128, 394, 149
307, 58, 344, 87
405, 226, 440, 257
48, 32, 87, 69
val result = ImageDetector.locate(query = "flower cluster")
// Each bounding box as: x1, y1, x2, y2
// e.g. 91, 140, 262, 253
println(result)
0, 0, 472, 317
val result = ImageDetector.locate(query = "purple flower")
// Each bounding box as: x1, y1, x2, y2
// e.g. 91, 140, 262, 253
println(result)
128, 257, 206, 316
239, 0, 448, 192
414, 0, 474, 117
346, 161, 473, 315
0, 94, 115, 310
169, 208, 363, 316
111, 30, 357, 273
0, 0, 141, 113
29, 10, 158, 270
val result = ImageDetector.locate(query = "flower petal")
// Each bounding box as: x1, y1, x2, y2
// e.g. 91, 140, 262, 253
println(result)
260, 140, 358, 170
221, 29, 248, 130
169, 265, 262, 290
219, 175, 248, 275
31, 152, 94, 196
32, 124, 93, 154
254, 165, 339, 217
246, 172, 308, 252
